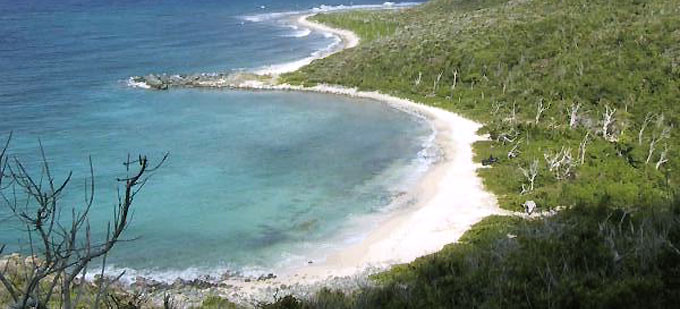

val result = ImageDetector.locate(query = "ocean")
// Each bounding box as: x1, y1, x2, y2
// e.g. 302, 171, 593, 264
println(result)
0, 0, 429, 280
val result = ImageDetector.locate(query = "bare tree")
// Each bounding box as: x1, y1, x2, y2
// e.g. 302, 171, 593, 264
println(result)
414, 72, 422, 87
638, 113, 654, 145
508, 139, 522, 159
430, 71, 443, 96
578, 132, 590, 165
0, 135, 167, 309
646, 125, 671, 164
519, 159, 539, 195
535, 98, 550, 125
497, 127, 519, 145
601, 104, 617, 142
544, 147, 575, 180
568, 103, 581, 129
656, 144, 669, 170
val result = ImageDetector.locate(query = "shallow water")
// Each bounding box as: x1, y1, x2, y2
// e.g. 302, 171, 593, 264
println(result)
0, 0, 427, 279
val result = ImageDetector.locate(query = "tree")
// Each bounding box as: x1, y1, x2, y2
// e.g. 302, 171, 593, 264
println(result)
519, 159, 539, 195
0, 134, 167, 308
568, 102, 581, 129
601, 104, 617, 142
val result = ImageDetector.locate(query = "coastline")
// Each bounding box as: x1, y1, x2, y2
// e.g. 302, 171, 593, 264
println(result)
239, 14, 502, 277
159, 12, 503, 306
122, 8, 504, 307
250, 14, 359, 76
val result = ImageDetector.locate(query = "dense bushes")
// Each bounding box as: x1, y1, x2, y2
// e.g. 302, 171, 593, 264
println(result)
272, 0, 680, 307
284, 0, 680, 211
269, 201, 680, 308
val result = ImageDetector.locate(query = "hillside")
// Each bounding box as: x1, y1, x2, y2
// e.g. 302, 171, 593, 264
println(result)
270, 0, 680, 307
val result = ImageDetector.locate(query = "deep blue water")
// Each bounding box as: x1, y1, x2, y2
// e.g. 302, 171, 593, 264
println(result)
0, 0, 427, 278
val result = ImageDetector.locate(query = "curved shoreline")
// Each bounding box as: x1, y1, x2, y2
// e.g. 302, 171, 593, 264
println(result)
124, 9, 504, 306
253, 14, 359, 76
242, 14, 501, 276
187, 12, 503, 306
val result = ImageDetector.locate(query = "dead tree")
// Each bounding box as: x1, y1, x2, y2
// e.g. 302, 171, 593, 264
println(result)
414, 72, 422, 87
601, 104, 617, 142
519, 159, 539, 195
656, 144, 669, 170
646, 125, 671, 164
0, 135, 167, 309
578, 132, 590, 165
535, 98, 550, 125
431, 71, 443, 96
449, 69, 459, 99
508, 139, 522, 159
544, 147, 575, 180
497, 127, 519, 145
568, 103, 581, 129
638, 112, 654, 145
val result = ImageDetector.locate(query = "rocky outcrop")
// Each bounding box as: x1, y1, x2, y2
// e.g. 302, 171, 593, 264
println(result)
129, 72, 274, 90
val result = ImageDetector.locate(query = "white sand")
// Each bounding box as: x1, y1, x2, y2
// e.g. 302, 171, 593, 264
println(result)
255, 16, 501, 278
256, 86, 502, 280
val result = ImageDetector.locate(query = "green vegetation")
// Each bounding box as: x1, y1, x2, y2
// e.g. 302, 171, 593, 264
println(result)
271, 202, 680, 308
198, 296, 238, 309
285, 0, 679, 212
312, 11, 402, 43
273, 0, 680, 307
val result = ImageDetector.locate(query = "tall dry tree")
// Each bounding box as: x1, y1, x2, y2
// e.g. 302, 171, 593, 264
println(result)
430, 71, 443, 96
601, 104, 617, 142
568, 102, 581, 129
656, 144, 669, 170
534, 98, 550, 125
0, 134, 167, 309
519, 159, 539, 195
638, 112, 654, 145
578, 132, 591, 165
646, 125, 671, 164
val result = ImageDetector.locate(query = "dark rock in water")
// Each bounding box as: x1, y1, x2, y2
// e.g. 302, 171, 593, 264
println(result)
143, 74, 169, 90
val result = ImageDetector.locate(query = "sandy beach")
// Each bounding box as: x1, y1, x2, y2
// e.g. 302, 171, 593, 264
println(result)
245, 14, 501, 276
168, 11, 504, 306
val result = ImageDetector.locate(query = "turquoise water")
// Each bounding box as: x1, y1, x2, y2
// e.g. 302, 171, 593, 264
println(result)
0, 0, 428, 279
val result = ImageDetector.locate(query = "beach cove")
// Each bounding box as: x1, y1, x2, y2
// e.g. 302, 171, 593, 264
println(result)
127, 6, 503, 306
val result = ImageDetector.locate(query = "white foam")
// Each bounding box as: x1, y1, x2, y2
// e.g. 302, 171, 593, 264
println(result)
95, 262, 273, 285
126, 77, 151, 89
284, 28, 312, 38
243, 2, 421, 75
254, 31, 342, 75
240, 2, 421, 23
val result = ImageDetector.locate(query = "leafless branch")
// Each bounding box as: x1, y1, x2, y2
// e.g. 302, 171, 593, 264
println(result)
0, 137, 167, 308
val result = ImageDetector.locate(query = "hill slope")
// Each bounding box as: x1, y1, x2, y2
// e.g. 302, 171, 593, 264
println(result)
268, 0, 680, 307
